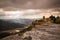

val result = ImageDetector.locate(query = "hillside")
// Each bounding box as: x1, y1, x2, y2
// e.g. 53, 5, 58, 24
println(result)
0, 20, 25, 31
2, 19, 34, 24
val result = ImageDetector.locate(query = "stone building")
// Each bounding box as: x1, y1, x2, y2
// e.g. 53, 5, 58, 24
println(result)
32, 16, 53, 27
42, 16, 53, 24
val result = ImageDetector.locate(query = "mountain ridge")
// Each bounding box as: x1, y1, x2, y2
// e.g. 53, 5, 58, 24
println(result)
0, 19, 25, 31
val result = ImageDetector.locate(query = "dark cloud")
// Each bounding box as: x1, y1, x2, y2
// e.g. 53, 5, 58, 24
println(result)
0, 0, 60, 10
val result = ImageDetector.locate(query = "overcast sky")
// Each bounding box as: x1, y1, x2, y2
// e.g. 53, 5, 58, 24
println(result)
0, 0, 60, 19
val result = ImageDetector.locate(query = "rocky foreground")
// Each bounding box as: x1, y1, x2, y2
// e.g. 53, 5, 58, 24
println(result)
0, 24, 60, 40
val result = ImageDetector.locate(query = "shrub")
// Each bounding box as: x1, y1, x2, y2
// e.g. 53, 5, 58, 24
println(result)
55, 20, 60, 24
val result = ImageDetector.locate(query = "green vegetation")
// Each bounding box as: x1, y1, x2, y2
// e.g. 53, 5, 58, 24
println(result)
49, 15, 56, 23
55, 20, 60, 24
32, 15, 60, 24
49, 15, 60, 24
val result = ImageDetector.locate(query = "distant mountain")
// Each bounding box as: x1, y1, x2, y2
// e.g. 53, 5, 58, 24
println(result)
0, 19, 25, 31
3, 19, 34, 25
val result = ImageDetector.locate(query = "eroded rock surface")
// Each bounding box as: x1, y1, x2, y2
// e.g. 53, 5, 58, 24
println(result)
1, 24, 60, 40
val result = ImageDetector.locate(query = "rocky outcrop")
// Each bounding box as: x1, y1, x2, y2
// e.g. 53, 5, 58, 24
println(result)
1, 24, 60, 40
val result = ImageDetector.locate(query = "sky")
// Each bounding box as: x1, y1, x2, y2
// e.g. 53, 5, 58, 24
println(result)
0, 0, 60, 19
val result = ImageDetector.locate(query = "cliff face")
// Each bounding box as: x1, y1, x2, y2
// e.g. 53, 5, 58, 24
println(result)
1, 24, 60, 40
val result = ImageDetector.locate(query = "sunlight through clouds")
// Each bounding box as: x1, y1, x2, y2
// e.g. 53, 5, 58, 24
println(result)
0, 9, 60, 19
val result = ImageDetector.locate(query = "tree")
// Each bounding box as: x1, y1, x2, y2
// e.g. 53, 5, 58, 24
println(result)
56, 16, 60, 19
53, 16, 56, 23
55, 16, 60, 24
49, 15, 54, 20
49, 15, 56, 23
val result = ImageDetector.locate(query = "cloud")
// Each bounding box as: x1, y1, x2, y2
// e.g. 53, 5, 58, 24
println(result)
0, 0, 60, 19
0, 9, 59, 19
0, 0, 60, 9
